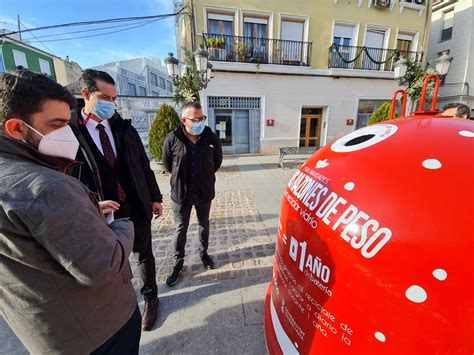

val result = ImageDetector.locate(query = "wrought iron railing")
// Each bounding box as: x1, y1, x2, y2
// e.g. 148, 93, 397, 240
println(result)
202, 33, 312, 66
328, 44, 422, 71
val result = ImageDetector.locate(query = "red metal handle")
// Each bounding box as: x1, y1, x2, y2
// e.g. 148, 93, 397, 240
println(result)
390, 89, 407, 120
418, 73, 441, 112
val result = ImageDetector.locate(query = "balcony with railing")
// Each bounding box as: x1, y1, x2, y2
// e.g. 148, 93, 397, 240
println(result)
328, 44, 422, 71
202, 33, 312, 67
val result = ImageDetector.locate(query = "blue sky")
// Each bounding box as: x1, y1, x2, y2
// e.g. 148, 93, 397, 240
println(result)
0, 0, 177, 68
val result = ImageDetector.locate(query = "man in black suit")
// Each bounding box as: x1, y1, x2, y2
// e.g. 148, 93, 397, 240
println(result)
71, 69, 162, 331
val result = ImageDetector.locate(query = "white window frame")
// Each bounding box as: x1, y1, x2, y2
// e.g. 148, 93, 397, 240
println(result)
13, 49, 28, 68
332, 20, 360, 47
354, 96, 392, 129
396, 28, 419, 52
399, 0, 427, 17
363, 24, 390, 50
278, 13, 310, 43
203, 5, 239, 36
38, 58, 51, 75
442, 8, 455, 29
240, 10, 273, 39
362, 25, 390, 70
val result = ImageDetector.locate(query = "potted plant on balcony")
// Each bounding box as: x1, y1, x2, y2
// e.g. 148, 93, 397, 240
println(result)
217, 36, 226, 49
235, 42, 250, 62
207, 38, 219, 60
207, 37, 218, 48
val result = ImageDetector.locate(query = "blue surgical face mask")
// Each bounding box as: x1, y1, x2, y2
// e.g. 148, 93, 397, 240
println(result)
92, 100, 115, 120
189, 121, 205, 135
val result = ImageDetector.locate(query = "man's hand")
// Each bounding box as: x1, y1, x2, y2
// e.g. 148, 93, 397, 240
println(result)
98, 200, 120, 215
152, 202, 163, 219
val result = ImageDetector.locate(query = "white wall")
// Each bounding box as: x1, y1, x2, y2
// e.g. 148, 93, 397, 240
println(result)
427, 0, 473, 101
202, 71, 399, 154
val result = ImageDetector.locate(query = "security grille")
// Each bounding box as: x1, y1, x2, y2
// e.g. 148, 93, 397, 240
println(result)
208, 96, 260, 109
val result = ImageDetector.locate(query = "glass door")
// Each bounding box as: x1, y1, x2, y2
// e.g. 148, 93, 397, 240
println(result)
299, 108, 322, 148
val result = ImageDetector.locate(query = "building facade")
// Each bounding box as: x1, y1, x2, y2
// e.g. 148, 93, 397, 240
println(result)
174, 0, 432, 154
427, 0, 474, 113
115, 96, 175, 153
54, 57, 83, 87
0, 32, 56, 79
92, 57, 174, 98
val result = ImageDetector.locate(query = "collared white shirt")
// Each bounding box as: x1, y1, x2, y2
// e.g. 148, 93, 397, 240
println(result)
81, 109, 117, 157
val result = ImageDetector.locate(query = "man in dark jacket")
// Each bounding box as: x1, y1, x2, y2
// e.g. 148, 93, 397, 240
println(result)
162, 102, 223, 286
0, 70, 140, 354
70, 69, 162, 331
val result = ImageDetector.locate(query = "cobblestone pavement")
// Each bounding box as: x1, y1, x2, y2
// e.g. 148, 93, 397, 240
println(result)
156, 165, 242, 184
132, 190, 275, 287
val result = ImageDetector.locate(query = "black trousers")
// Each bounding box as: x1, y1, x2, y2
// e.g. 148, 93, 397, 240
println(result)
116, 202, 158, 300
171, 195, 212, 267
91, 306, 141, 355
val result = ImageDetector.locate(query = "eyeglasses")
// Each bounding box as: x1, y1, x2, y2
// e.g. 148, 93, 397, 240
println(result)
185, 115, 207, 123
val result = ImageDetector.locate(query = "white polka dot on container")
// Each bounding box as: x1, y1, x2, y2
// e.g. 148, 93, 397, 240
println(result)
344, 182, 355, 191
459, 130, 474, 138
375, 332, 386, 342
433, 269, 447, 281
422, 159, 442, 170
406, 285, 427, 303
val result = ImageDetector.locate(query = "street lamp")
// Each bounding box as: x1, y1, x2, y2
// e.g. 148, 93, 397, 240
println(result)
435, 50, 452, 76
164, 52, 179, 80
164, 46, 213, 90
165, 45, 212, 90
194, 45, 209, 73
394, 56, 408, 80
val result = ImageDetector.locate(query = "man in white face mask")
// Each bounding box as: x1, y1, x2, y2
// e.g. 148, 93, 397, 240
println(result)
0, 70, 140, 354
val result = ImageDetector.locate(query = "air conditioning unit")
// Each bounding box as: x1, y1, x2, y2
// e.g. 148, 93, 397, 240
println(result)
374, 0, 391, 8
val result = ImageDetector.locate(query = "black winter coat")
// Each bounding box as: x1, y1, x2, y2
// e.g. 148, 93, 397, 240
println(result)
70, 111, 162, 220
162, 125, 223, 205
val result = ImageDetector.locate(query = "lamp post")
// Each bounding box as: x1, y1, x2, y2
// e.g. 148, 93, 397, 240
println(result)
164, 45, 213, 90
435, 50, 452, 76
394, 51, 453, 80
394, 51, 453, 112
164, 52, 179, 80
393, 56, 408, 80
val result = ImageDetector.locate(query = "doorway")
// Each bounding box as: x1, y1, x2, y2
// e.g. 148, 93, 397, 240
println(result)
214, 109, 250, 154
299, 108, 322, 148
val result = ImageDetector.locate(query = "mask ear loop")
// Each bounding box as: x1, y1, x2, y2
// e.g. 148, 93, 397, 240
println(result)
21, 121, 45, 138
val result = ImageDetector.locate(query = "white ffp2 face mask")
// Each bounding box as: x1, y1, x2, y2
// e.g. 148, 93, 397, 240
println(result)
23, 122, 80, 160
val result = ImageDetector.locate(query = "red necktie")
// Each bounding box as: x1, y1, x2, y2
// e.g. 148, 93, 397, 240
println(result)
97, 124, 127, 202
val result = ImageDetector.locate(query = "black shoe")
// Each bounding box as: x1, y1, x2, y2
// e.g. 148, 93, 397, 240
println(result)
166, 264, 183, 286
201, 253, 214, 270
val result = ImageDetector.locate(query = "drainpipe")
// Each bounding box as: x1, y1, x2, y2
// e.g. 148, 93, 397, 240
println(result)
0, 40, 5, 72
420, 0, 432, 65
190, 0, 196, 51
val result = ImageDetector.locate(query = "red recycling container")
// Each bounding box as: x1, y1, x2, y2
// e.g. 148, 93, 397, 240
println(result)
264, 76, 474, 354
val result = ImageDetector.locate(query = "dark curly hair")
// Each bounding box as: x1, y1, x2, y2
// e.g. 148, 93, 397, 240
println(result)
0, 70, 76, 133
80, 69, 115, 92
